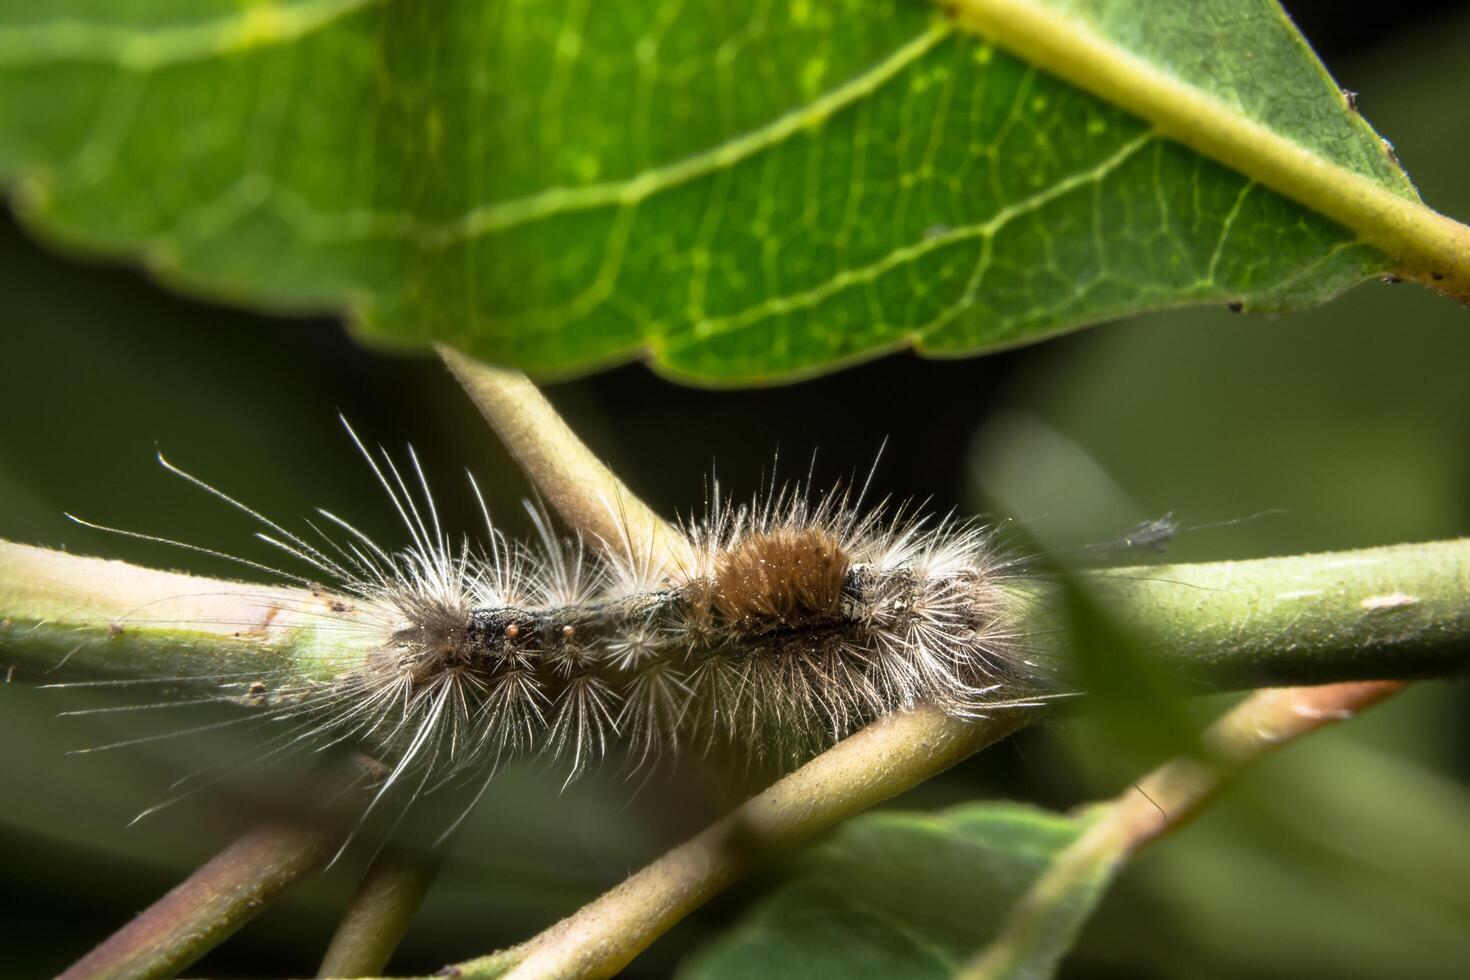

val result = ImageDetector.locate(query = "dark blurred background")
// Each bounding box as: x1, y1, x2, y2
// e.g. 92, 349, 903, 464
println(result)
3, 2, 1469, 977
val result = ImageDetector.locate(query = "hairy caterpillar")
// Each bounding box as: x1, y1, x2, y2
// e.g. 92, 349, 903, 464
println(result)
61, 420, 1054, 834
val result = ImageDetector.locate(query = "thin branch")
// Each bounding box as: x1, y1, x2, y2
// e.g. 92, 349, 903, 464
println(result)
444, 706, 1031, 980
0, 539, 375, 685
1089, 540, 1470, 687
318, 844, 447, 978
958, 680, 1406, 980
58, 755, 381, 980
939, 0, 1470, 302
437, 345, 694, 570
7, 537, 1467, 692
61, 822, 338, 980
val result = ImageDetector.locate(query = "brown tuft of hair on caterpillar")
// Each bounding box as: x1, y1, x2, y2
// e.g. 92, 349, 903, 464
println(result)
707, 527, 850, 632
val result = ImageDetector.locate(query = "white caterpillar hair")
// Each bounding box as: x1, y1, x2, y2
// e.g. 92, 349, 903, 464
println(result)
66, 421, 1051, 831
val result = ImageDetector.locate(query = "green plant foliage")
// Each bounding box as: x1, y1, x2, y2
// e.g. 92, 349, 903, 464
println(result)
679, 803, 1104, 979
0, 0, 1410, 383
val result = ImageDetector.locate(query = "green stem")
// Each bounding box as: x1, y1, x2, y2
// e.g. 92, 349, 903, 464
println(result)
318, 845, 447, 978
5, 537, 1467, 692
59, 819, 338, 980
437, 346, 694, 570
58, 754, 381, 980
0, 539, 373, 685
1092, 539, 1470, 686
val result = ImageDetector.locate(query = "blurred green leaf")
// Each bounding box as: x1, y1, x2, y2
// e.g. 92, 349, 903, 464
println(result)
0, 0, 1417, 383
972, 415, 1200, 773
1050, 573, 1201, 772
679, 803, 1096, 979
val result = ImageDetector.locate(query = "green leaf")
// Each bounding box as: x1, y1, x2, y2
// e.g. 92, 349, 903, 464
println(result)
678, 802, 1104, 980
0, 1, 1456, 383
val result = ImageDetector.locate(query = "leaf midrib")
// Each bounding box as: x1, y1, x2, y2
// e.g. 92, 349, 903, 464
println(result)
940, 0, 1470, 301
